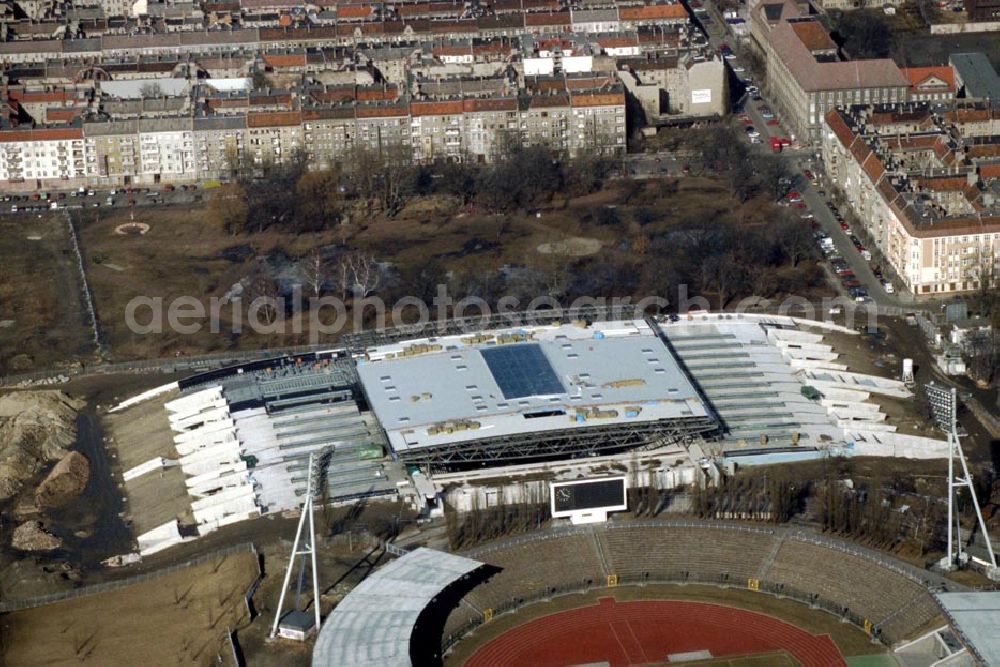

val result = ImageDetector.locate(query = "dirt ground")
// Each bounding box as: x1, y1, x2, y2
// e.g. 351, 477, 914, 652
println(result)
0, 215, 94, 376
0, 550, 259, 666
444, 584, 884, 665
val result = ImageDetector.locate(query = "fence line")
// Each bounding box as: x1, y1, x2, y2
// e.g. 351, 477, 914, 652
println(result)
0, 542, 256, 613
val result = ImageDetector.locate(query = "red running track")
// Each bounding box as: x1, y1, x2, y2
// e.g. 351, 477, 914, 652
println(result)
465, 597, 847, 667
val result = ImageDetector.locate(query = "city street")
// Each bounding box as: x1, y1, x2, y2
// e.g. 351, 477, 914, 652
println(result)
694, 4, 927, 311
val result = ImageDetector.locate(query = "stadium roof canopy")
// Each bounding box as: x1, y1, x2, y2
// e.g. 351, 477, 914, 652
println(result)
356, 320, 709, 455
312, 547, 483, 667
936, 591, 1000, 664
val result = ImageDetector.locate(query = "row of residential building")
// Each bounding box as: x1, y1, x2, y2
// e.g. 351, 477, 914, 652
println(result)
822, 102, 1000, 296
0, 76, 628, 187
0, 1, 692, 60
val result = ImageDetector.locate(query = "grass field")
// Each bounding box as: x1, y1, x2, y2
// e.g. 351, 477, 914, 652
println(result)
0, 550, 259, 666
0, 215, 94, 375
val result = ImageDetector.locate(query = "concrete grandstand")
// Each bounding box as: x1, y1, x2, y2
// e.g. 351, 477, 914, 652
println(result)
307, 520, 965, 666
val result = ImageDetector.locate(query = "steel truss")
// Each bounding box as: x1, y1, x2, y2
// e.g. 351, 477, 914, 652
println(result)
396, 416, 719, 470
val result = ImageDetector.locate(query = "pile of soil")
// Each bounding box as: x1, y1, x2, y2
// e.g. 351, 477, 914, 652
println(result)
0, 391, 83, 503
35, 451, 90, 508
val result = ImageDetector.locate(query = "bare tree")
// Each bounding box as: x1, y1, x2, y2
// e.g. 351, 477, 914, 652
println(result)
248, 273, 280, 325
300, 248, 327, 298
346, 252, 381, 298
333, 254, 352, 301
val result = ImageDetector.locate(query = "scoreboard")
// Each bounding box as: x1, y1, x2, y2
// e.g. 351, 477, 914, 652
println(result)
550, 477, 627, 523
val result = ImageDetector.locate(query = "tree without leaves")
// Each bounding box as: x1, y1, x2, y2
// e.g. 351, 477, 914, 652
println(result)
295, 169, 343, 232
299, 248, 327, 298
248, 272, 280, 325
345, 252, 381, 298
832, 9, 895, 59
774, 213, 817, 267
206, 183, 249, 235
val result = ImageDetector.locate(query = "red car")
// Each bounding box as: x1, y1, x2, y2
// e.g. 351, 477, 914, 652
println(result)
739, 114, 752, 125
839, 221, 850, 231
793, 202, 808, 209
804, 169, 814, 180
766, 118, 779, 126
842, 279, 862, 288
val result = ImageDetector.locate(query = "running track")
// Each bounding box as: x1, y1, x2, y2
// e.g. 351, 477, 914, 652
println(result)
465, 598, 847, 666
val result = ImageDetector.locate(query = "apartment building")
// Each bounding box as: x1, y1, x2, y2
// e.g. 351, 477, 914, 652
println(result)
0, 127, 86, 184
0, 77, 626, 188
750, 0, 908, 143
822, 104, 1000, 296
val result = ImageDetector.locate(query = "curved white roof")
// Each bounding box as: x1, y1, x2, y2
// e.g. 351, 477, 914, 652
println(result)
312, 548, 483, 666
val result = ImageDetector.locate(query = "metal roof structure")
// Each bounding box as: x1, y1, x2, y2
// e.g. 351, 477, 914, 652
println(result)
661, 319, 841, 450
312, 548, 484, 667
936, 591, 1000, 664
356, 320, 716, 467
949, 53, 1000, 102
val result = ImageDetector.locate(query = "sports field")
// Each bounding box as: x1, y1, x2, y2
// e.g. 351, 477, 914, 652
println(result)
464, 597, 846, 667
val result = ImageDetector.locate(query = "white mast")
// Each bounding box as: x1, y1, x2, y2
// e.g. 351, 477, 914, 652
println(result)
270, 451, 323, 638
929, 384, 998, 579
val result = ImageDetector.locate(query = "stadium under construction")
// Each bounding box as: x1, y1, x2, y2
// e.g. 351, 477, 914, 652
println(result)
111, 311, 949, 553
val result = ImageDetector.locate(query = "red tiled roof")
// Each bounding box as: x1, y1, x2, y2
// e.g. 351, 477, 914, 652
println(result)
263, 53, 306, 67
789, 20, 836, 52
463, 97, 518, 112
917, 176, 971, 192
903, 66, 955, 92
355, 104, 407, 118
618, 4, 687, 20
0, 127, 84, 142
409, 99, 464, 116
824, 110, 855, 149
247, 110, 302, 127
861, 153, 885, 183
336, 4, 373, 18
524, 10, 570, 25
570, 92, 624, 107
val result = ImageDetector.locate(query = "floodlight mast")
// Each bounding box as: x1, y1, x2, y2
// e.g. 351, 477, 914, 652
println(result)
929, 385, 998, 577
270, 451, 324, 639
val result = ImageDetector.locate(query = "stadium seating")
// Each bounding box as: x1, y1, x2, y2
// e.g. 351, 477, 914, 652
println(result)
464, 534, 605, 613
441, 523, 942, 649
764, 540, 932, 628
443, 533, 604, 642
598, 525, 779, 584
873, 594, 943, 644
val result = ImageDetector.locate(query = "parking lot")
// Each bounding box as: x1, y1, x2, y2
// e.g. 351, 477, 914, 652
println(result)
3, 185, 202, 215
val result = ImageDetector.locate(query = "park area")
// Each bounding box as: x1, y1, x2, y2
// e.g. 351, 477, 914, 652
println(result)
73, 169, 826, 362
0, 548, 260, 666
